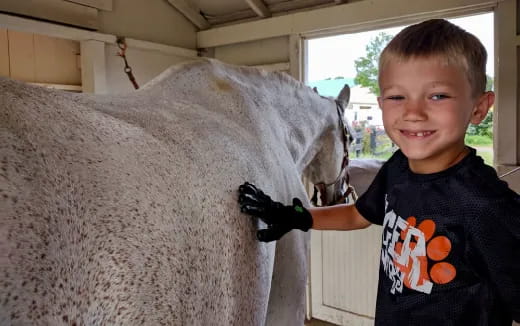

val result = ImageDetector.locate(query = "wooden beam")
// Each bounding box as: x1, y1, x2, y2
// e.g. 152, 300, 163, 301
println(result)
0, 12, 112, 42
269, 0, 331, 13
207, 10, 256, 25
80, 40, 107, 94
197, 0, 497, 48
166, 0, 211, 30
0, 0, 99, 30
0, 13, 198, 58
64, 0, 113, 11
245, 0, 271, 18
494, 0, 518, 165
289, 34, 302, 81
207, 0, 329, 26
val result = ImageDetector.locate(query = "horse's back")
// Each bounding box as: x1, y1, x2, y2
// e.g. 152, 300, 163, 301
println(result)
1, 76, 273, 325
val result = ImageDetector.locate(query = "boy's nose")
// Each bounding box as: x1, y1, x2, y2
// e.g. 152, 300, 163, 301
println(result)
402, 100, 427, 121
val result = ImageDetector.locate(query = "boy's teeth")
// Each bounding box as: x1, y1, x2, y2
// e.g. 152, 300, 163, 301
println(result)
408, 131, 431, 136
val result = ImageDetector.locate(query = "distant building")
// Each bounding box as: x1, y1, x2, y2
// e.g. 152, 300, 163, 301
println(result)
346, 86, 382, 127
307, 78, 381, 127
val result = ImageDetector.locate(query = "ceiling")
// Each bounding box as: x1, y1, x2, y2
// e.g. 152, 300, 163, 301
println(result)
166, 0, 351, 29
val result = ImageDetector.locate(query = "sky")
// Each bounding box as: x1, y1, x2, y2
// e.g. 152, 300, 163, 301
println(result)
306, 12, 494, 82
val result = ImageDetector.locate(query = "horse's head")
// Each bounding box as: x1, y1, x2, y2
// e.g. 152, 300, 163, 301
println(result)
305, 84, 353, 206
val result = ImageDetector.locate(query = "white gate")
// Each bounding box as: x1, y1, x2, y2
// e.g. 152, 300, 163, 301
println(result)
310, 226, 381, 325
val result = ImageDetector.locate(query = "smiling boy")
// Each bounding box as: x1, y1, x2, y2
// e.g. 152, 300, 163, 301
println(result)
238, 19, 519, 324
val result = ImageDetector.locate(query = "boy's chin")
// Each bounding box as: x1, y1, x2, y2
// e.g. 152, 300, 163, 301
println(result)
398, 145, 440, 162
400, 150, 432, 161
399, 145, 467, 168
397, 144, 428, 157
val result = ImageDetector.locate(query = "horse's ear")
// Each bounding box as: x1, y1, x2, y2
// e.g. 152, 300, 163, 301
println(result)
312, 86, 318, 94
336, 84, 350, 108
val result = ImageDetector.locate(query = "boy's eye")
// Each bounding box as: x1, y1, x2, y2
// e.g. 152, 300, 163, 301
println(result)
386, 95, 405, 101
431, 94, 450, 100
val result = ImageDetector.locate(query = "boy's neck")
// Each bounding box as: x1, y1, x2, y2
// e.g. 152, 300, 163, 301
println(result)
408, 146, 470, 174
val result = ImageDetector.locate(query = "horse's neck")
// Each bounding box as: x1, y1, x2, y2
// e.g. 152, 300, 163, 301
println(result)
275, 94, 337, 173
148, 60, 337, 171
210, 63, 338, 172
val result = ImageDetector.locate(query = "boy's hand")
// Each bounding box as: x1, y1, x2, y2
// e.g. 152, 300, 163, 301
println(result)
238, 182, 313, 242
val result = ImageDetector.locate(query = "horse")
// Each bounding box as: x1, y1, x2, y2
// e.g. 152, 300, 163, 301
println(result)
0, 58, 352, 325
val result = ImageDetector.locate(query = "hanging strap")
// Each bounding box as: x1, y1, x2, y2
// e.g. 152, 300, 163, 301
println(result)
116, 37, 139, 90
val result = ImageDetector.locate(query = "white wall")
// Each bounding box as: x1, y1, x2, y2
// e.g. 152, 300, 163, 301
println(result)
104, 44, 196, 93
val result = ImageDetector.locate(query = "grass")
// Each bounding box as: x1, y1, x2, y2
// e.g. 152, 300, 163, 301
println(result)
475, 146, 494, 166
465, 135, 493, 146
353, 145, 494, 167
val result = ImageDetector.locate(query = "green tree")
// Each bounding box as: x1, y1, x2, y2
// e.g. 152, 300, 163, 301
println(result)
354, 32, 393, 96
486, 75, 494, 91
467, 111, 493, 137
466, 75, 494, 137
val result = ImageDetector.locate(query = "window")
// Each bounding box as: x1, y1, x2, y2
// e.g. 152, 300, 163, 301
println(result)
306, 13, 494, 163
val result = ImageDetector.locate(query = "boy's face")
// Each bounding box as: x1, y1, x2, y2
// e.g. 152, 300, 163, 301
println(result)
378, 56, 494, 173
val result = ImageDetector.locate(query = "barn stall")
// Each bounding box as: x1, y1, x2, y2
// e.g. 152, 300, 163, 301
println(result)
0, 0, 519, 325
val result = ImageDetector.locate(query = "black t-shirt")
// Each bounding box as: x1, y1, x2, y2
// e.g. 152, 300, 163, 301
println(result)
355, 148, 520, 325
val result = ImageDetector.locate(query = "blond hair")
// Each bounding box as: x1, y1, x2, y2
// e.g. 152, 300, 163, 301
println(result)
379, 19, 487, 97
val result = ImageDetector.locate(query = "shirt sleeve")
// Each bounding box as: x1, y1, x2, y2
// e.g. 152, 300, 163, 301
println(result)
468, 192, 520, 322
354, 159, 389, 225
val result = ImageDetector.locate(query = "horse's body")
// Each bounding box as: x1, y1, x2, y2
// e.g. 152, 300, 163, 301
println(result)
0, 59, 351, 325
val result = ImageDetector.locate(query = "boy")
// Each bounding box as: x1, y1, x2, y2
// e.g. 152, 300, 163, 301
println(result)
238, 19, 519, 325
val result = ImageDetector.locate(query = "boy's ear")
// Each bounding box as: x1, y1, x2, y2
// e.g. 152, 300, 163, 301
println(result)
470, 91, 495, 124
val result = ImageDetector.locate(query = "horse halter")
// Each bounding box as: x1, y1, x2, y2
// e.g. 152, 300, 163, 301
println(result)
311, 100, 357, 207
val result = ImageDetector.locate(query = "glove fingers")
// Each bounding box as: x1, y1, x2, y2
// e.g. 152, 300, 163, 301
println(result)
238, 182, 260, 196
241, 206, 276, 225
240, 204, 266, 217
293, 197, 303, 206
238, 182, 270, 202
238, 192, 265, 206
257, 225, 291, 242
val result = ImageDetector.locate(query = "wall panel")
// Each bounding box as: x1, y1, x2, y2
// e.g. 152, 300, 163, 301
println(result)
34, 34, 81, 85
0, 28, 9, 78
8, 30, 36, 82
214, 36, 289, 67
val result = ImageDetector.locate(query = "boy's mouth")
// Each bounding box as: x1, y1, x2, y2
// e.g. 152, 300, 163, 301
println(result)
400, 130, 435, 137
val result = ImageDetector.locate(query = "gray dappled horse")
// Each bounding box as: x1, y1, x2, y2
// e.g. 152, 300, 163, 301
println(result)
1, 59, 352, 325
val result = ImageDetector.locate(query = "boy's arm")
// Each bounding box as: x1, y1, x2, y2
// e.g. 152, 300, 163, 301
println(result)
309, 204, 371, 231
238, 182, 371, 241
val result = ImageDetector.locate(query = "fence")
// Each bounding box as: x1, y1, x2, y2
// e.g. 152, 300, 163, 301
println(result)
350, 125, 396, 159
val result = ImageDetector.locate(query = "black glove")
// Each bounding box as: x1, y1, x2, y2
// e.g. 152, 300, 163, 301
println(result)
238, 182, 313, 242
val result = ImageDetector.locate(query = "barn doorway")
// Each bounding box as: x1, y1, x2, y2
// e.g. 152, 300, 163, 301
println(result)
304, 12, 495, 326
306, 12, 495, 166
